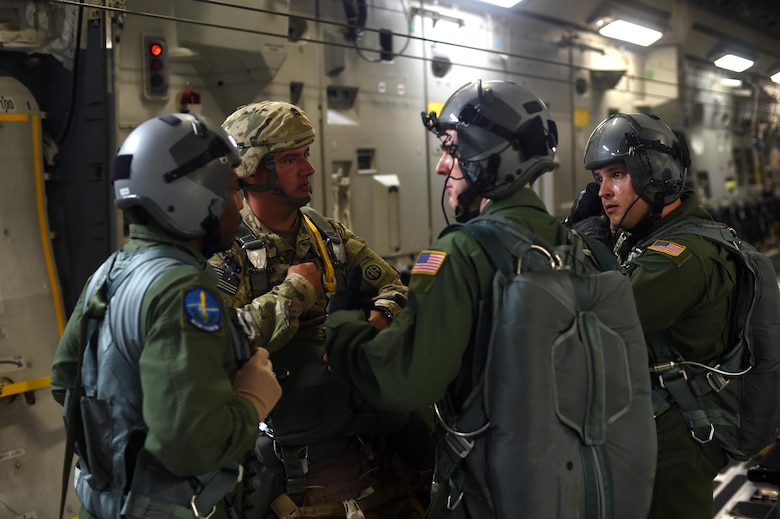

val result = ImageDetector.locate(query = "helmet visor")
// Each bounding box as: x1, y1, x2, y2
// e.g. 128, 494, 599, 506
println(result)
583, 114, 644, 170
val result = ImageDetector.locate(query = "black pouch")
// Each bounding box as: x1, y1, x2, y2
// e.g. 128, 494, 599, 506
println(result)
78, 396, 114, 490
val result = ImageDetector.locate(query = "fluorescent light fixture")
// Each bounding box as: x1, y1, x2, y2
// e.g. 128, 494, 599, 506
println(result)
474, 0, 523, 7
720, 78, 742, 88
597, 19, 663, 47
713, 54, 754, 73
772, 72, 780, 83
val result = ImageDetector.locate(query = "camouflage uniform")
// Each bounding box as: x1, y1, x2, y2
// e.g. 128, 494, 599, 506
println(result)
211, 205, 406, 352
210, 101, 423, 519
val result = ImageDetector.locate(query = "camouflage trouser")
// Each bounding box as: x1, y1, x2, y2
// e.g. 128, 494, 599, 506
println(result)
245, 447, 429, 519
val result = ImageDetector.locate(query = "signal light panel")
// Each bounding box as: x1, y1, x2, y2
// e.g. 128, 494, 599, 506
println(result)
142, 36, 168, 100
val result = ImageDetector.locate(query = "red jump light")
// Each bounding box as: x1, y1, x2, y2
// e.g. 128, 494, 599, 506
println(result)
150, 43, 163, 56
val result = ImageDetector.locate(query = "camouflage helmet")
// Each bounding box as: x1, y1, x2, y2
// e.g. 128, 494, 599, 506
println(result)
222, 101, 316, 178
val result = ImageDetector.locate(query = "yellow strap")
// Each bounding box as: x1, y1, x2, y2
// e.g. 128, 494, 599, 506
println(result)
0, 376, 50, 398
302, 214, 338, 293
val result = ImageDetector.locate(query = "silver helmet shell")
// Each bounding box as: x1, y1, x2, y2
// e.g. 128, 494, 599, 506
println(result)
113, 113, 240, 239
583, 113, 690, 205
422, 80, 558, 199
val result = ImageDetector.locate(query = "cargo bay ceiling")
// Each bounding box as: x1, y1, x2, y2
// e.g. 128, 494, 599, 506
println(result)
469, 0, 780, 82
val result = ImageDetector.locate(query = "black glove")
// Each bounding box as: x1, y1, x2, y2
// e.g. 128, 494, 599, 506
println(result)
327, 266, 378, 315
565, 182, 604, 227
571, 215, 612, 246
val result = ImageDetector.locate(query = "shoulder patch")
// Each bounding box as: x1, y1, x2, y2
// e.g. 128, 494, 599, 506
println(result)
411, 250, 447, 276
648, 240, 686, 257
362, 262, 383, 281
183, 287, 222, 332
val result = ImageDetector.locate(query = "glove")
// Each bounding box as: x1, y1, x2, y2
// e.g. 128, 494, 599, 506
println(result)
565, 182, 604, 226
233, 348, 282, 420
571, 215, 612, 246
327, 265, 378, 315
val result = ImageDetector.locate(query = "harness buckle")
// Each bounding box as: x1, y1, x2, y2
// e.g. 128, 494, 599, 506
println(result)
447, 491, 464, 511
445, 432, 475, 460
691, 424, 715, 444
190, 496, 216, 519
706, 371, 729, 392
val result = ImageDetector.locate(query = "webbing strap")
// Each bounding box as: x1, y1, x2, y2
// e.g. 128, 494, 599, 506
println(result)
658, 370, 726, 466
279, 444, 308, 495
302, 214, 338, 294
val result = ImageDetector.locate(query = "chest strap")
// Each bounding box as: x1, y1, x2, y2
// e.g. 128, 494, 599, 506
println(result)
233, 208, 346, 299
235, 221, 271, 298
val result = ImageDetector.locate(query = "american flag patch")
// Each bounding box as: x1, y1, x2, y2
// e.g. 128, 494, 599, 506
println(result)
648, 240, 686, 257
411, 250, 447, 275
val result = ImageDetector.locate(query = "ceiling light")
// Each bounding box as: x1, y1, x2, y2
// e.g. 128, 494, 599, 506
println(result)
713, 54, 754, 73
474, 0, 523, 7
597, 19, 663, 47
768, 64, 780, 83
720, 78, 742, 88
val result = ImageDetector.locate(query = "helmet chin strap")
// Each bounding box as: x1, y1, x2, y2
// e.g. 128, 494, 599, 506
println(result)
454, 182, 482, 223
199, 213, 222, 257
609, 177, 658, 249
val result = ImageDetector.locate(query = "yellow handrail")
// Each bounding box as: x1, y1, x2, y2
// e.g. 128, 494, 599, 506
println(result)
0, 376, 51, 398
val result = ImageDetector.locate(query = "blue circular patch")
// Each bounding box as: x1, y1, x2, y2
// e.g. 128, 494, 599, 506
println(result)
183, 288, 222, 333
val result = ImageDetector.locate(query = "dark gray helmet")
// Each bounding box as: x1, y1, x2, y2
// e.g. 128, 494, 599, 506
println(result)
583, 113, 690, 205
421, 79, 558, 199
113, 113, 240, 239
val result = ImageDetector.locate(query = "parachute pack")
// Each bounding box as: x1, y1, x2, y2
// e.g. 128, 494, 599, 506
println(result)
434, 215, 657, 519
640, 218, 780, 463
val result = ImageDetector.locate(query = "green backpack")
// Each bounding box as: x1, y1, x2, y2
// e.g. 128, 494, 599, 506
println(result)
638, 218, 780, 463
434, 215, 656, 519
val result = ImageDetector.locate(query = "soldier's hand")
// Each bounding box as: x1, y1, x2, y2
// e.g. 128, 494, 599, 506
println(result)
565, 182, 604, 227
368, 309, 393, 330
288, 262, 322, 299
233, 348, 282, 420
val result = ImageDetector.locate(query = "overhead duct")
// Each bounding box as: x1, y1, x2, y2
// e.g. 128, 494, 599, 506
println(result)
172, 0, 290, 114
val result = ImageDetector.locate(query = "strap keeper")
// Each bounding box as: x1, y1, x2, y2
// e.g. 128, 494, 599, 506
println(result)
658, 366, 687, 389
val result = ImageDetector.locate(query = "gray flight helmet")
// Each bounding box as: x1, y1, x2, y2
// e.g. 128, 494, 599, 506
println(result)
113, 112, 240, 240
422, 79, 559, 200
584, 113, 690, 206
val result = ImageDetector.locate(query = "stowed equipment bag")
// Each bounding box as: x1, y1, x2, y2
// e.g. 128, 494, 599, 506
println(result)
434, 215, 656, 519
640, 218, 780, 463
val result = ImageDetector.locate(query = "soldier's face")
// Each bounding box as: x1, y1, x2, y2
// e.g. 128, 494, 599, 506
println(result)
436, 130, 475, 212
246, 145, 315, 200
273, 146, 315, 199
218, 172, 244, 251
592, 161, 650, 230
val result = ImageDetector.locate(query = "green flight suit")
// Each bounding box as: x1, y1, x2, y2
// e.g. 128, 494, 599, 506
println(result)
325, 188, 569, 518
51, 224, 266, 519
616, 191, 737, 519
